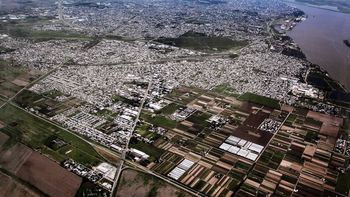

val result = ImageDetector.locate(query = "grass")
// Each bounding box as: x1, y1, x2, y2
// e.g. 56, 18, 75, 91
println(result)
93, 108, 117, 121
129, 141, 165, 162
304, 131, 319, 143
238, 92, 280, 109
159, 103, 182, 115
186, 111, 211, 127
336, 172, 350, 195
42, 89, 63, 99
141, 113, 177, 129
0, 104, 103, 166
0, 17, 92, 42
135, 123, 160, 140
156, 31, 248, 52
213, 84, 239, 97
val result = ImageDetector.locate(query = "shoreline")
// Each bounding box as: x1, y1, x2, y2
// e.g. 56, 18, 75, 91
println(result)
283, 0, 348, 14
282, 5, 349, 93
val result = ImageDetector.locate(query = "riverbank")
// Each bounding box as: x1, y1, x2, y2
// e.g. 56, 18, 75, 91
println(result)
286, 3, 350, 91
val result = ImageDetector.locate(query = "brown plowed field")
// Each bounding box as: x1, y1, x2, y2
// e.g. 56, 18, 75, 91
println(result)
17, 151, 82, 197
0, 172, 40, 197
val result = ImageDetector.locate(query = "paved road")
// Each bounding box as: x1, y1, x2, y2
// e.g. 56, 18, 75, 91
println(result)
110, 81, 152, 197
0, 68, 57, 109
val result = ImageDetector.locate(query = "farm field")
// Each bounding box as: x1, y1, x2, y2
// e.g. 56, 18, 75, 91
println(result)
0, 131, 82, 197
17, 151, 82, 197
0, 103, 103, 166
0, 60, 41, 98
0, 172, 40, 197
116, 169, 192, 197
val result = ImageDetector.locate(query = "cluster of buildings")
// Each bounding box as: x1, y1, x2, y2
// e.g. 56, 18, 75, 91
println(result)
335, 138, 350, 157
219, 135, 264, 161
63, 160, 116, 191
291, 83, 324, 100
170, 107, 196, 121
258, 118, 281, 134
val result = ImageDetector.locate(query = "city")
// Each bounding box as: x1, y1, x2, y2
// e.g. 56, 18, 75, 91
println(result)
0, 0, 349, 196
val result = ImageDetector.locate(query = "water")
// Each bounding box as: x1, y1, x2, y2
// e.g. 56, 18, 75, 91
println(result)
287, 3, 350, 91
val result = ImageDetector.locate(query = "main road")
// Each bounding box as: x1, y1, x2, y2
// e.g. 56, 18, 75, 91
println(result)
110, 80, 152, 197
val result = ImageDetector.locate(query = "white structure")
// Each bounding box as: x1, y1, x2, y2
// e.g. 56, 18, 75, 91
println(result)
168, 159, 195, 180
219, 135, 264, 161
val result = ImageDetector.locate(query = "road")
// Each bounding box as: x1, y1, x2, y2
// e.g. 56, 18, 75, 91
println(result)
0, 67, 57, 109
0, 67, 201, 196
110, 81, 152, 197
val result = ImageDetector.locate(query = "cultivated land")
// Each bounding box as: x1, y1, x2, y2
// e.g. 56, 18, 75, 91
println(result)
0, 103, 103, 166
0, 131, 82, 197
0, 60, 41, 98
0, 172, 40, 197
0, 0, 349, 196
116, 169, 192, 197
17, 151, 82, 197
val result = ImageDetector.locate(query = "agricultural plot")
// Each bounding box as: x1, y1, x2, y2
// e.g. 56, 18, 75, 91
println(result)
0, 172, 41, 197
17, 151, 82, 197
0, 104, 103, 166
117, 169, 192, 197
0, 17, 91, 42
239, 92, 281, 109
0, 61, 41, 98
0, 134, 82, 197
15, 90, 78, 117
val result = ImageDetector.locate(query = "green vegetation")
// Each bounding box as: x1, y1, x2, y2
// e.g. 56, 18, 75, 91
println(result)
213, 84, 239, 97
304, 131, 319, 143
93, 108, 117, 122
336, 172, 350, 196
0, 17, 91, 42
76, 179, 110, 197
129, 141, 165, 162
159, 103, 182, 115
135, 123, 160, 140
0, 62, 33, 98
42, 89, 63, 99
186, 111, 211, 127
286, 113, 297, 124
156, 31, 248, 52
238, 92, 280, 109
112, 95, 139, 106
307, 69, 345, 92
304, 117, 323, 127
0, 104, 103, 166
142, 113, 177, 129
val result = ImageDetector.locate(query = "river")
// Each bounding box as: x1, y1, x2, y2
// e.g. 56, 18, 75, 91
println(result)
287, 3, 350, 91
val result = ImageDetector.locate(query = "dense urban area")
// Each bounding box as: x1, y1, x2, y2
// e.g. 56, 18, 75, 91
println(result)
0, 0, 349, 197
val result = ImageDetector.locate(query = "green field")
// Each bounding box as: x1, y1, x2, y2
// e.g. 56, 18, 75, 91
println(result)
0, 17, 91, 42
135, 123, 160, 140
238, 92, 280, 109
186, 111, 211, 127
336, 173, 350, 195
0, 104, 103, 166
141, 113, 177, 129
0, 61, 34, 98
156, 31, 248, 52
130, 141, 165, 162
213, 84, 239, 97
159, 103, 182, 115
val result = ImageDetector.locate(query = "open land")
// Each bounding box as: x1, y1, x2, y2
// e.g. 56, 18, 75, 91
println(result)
0, 132, 82, 197
117, 169, 192, 197
0, 0, 349, 196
